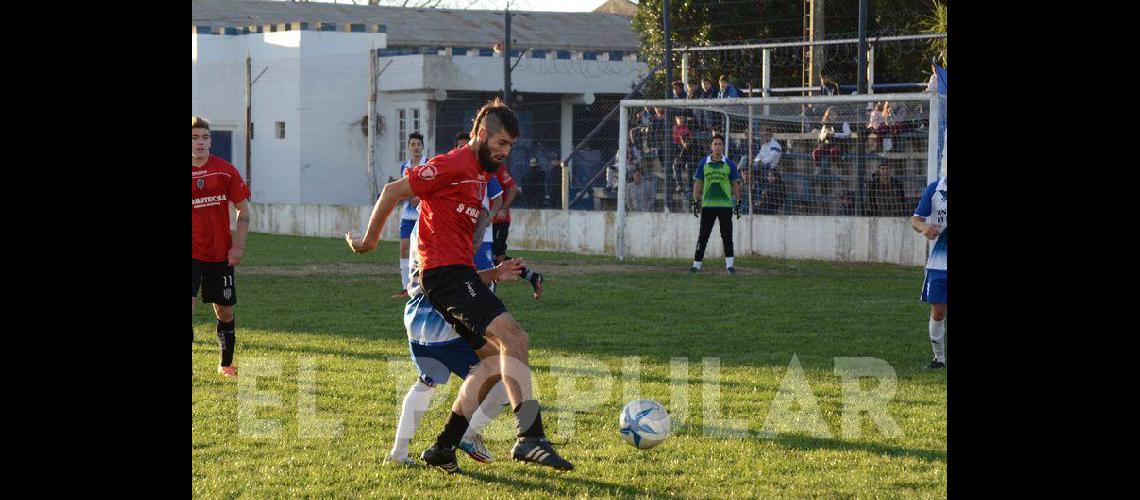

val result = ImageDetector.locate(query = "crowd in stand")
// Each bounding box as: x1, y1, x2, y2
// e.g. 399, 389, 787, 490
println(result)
519, 65, 943, 216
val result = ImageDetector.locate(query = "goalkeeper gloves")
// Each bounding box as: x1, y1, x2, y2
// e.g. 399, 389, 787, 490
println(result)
734, 200, 743, 219
691, 198, 701, 217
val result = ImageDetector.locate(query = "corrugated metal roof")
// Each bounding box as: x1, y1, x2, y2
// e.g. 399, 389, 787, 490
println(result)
191, 0, 639, 52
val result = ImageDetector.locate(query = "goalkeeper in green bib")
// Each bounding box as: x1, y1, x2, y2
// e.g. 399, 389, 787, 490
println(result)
690, 133, 743, 276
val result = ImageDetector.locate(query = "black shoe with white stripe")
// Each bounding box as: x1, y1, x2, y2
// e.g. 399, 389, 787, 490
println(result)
511, 437, 573, 471
420, 443, 462, 474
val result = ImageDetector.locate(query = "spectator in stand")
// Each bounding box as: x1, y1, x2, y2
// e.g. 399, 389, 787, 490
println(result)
524, 157, 548, 208
605, 163, 620, 192
867, 163, 907, 216
755, 129, 782, 171
672, 115, 693, 151
671, 115, 696, 198
686, 80, 701, 100
671, 80, 687, 99
892, 101, 912, 133
701, 76, 722, 131
820, 72, 840, 96
548, 157, 562, 206
685, 80, 706, 132
671, 80, 695, 126
648, 106, 671, 168
717, 75, 741, 99
837, 190, 856, 216
867, 102, 885, 151
757, 167, 786, 215
879, 101, 903, 151
700, 76, 716, 98
926, 56, 947, 95
748, 130, 782, 213
627, 168, 656, 212
812, 107, 852, 173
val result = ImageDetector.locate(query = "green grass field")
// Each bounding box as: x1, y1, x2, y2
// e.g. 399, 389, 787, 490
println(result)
193, 233, 946, 497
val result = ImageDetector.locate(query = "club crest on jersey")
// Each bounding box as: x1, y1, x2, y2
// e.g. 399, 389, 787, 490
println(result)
418, 165, 437, 181
223, 288, 232, 300
197, 178, 205, 190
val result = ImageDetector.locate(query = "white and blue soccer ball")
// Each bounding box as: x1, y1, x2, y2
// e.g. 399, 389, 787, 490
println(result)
619, 399, 670, 450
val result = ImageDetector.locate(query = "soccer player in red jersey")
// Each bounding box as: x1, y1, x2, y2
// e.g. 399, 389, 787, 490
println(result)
489, 165, 544, 299
192, 117, 252, 379
490, 164, 518, 264
346, 99, 572, 473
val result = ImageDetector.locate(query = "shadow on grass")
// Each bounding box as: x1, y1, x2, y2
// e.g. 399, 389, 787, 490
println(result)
772, 433, 946, 463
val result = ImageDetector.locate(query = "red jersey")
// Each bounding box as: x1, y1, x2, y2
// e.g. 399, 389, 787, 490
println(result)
407, 146, 488, 271
491, 167, 517, 224
192, 155, 251, 262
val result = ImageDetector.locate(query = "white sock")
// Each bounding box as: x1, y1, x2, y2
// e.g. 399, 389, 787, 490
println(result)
390, 381, 436, 459
929, 317, 946, 363
399, 259, 410, 290
461, 382, 510, 443
725, 257, 735, 268
692, 261, 703, 269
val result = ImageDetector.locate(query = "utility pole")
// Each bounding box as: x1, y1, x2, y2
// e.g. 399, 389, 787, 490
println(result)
503, 8, 512, 104
662, 0, 672, 208
367, 48, 378, 200
663, 0, 672, 96
854, 0, 869, 217
857, 0, 868, 94
244, 53, 252, 187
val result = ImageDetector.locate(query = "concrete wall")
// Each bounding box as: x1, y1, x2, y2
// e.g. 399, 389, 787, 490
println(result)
247, 203, 927, 266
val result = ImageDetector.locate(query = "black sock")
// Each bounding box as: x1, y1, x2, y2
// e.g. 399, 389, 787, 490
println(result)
216, 319, 236, 367
435, 411, 469, 449
520, 267, 533, 281
514, 400, 546, 438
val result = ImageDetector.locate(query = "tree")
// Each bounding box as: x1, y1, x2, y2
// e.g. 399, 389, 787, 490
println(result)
919, 0, 947, 67
632, 0, 944, 96
633, 0, 801, 98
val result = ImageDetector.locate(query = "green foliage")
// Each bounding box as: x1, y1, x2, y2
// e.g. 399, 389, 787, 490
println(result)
632, 0, 946, 93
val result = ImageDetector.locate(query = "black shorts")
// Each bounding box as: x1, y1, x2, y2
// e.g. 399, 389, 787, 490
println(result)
421, 264, 507, 350
492, 222, 510, 256
192, 258, 237, 306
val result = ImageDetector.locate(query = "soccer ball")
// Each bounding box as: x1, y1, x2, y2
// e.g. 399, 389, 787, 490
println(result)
619, 399, 670, 449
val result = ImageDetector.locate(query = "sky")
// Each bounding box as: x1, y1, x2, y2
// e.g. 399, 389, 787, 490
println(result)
303, 1, 621, 12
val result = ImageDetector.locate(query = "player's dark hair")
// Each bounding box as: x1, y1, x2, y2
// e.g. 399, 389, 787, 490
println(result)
711, 133, 724, 144
470, 97, 520, 140
455, 131, 470, 142
408, 131, 424, 143
192, 116, 210, 131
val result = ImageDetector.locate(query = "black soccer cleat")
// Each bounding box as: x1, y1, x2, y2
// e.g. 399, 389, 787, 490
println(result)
925, 359, 946, 370
421, 443, 462, 474
529, 272, 544, 300
726, 267, 736, 276
511, 437, 573, 471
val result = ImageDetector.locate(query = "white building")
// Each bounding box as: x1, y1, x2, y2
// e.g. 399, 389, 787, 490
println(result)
192, 0, 646, 206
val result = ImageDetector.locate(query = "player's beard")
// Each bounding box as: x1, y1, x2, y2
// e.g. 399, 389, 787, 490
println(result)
475, 139, 502, 172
